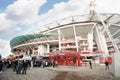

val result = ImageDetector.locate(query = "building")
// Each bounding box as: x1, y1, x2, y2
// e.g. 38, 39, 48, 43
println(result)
10, 13, 120, 66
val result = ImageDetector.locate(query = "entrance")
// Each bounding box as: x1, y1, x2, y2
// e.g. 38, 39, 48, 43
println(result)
49, 50, 81, 66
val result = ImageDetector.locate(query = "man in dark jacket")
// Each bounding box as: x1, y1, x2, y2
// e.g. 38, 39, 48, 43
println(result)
0, 60, 3, 73
16, 60, 22, 74
89, 61, 92, 69
22, 60, 28, 74
105, 60, 109, 70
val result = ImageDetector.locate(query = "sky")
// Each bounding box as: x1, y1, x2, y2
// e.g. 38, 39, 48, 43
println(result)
0, 0, 120, 58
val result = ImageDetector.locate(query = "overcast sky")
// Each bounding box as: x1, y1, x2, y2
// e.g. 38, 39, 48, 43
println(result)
0, 0, 120, 58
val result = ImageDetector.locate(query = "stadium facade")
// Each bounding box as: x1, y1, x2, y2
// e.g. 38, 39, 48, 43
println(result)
10, 13, 120, 64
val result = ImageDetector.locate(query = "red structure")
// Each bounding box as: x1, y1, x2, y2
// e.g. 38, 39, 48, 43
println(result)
49, 50, 81, 66
108, 56, 112, 64
77, 53, 81, 66
7, 57, 15, 61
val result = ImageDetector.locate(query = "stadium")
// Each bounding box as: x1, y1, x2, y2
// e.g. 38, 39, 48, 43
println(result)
10, 12, 120, 66
9, 0, 120, 68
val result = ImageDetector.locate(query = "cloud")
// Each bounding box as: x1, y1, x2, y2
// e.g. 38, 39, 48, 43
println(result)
5, 0, 47, 25
0, 0, 47, 35
0, 13, 21, 35
34, 0, 89, 29
95, 0, 120, 13
0, 39, 11, 58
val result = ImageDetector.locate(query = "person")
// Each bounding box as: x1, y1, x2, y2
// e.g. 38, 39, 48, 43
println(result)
105, 60, 109, 70
22, 60, 28, 74
16, 60, 22, 74
13, 60, 17, 72
0, 60, 3, 73
52, 61, 55, 68
8, 60, 12, 68
89, 61, 92, 69
55, 61, 58, 67
45, 61, 48, 67
30, 60, 33, 69
42, 60, 45, 68
38, 60, 42, 67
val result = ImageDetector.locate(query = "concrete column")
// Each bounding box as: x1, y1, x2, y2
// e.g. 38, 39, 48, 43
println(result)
73, 25, 78, 52
111, 50, 120, 77
27, 49, 30, 55
47, 43, 50, 53
58, 29, 61, 51
94, 26, 109, 55
88, 32, 93, 52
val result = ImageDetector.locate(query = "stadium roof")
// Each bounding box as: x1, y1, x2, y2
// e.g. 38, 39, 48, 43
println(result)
30, 13, 120, 34
10, 34, 52, 48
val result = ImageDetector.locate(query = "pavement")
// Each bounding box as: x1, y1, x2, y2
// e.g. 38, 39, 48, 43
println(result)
0, 64, 120, 80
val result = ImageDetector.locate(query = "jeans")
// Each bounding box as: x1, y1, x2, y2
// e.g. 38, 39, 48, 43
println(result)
22, 67, 27, 74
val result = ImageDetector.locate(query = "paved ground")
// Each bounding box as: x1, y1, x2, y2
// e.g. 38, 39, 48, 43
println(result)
0, 64, 120, 80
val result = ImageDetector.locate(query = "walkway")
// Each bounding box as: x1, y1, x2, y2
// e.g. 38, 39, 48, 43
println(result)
0, 64, 120, 80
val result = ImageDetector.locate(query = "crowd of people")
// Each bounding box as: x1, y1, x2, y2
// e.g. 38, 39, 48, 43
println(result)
13, 60, 28, 74
0, 58, 110, 75
0, 59, 29, 74
0, 59, 59, 74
